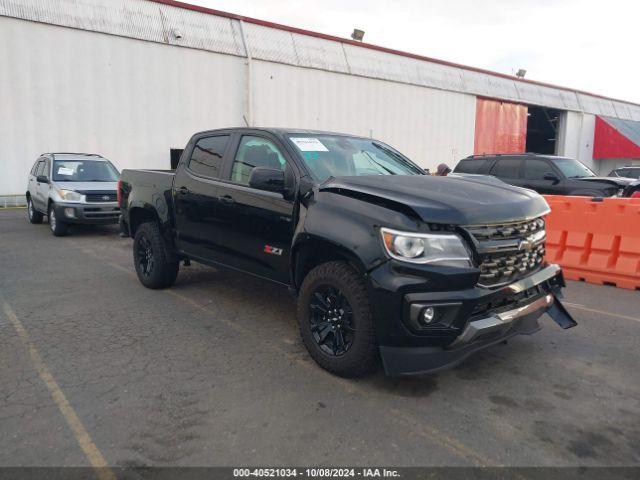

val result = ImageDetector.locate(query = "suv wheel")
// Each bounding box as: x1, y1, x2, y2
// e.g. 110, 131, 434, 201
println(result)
133, 221, 179, 289
297, 261, 377, 377
27, 197, 43, 224
48, 203, 68, 236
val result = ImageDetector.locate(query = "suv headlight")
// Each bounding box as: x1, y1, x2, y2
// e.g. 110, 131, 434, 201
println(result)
380, 228, 472, 267
57, 189, 82, 202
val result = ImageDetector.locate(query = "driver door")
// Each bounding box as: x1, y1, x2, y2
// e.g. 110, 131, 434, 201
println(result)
521, 158, 564, 194
212, 134, 295, 284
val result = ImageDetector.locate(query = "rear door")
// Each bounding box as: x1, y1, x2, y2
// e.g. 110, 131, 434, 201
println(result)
173, 133, 234, 261
27, 159, 42, 207
33, 158, 50, 211
209, 133, 295, 284
488, 157, 524, 188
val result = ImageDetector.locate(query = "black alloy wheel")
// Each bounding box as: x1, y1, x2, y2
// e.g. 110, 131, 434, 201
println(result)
132, 221, 179, 289
309, 285, 355, 356
309, 285, 356, 356
136, 234, 155, 278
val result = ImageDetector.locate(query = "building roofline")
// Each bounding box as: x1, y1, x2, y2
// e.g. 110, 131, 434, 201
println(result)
149, 0, 639, 108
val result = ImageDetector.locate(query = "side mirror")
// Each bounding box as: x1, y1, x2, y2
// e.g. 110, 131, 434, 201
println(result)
36, 175, 49, 184
249, 167, 285, 194
543, 172, 560, 184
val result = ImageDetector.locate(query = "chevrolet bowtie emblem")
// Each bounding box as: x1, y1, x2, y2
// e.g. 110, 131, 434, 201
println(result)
518, 239, 534, 252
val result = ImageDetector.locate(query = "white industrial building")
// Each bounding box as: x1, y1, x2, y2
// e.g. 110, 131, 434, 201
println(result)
2, 0, 640, 203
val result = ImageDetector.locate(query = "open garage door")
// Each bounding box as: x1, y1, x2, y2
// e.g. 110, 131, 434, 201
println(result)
526, 106, 561, 154
474, 98, 527, 155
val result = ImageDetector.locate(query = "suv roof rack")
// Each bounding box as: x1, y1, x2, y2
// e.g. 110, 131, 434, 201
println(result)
41, 152, 103, 157
464, 152, 540, 159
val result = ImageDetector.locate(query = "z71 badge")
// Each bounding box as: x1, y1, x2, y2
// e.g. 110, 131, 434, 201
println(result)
263, 245, 283, 256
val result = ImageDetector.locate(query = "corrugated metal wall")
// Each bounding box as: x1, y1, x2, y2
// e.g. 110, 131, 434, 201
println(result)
251, 61, 476, 167
1, 0, 639, 120
0, 16, 246, 195
1, 0, 638, 193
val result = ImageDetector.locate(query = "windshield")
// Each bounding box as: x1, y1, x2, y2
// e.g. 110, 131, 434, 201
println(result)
287, 135, 424, 182
52, 160, 119, 182
554, 158, 596, 178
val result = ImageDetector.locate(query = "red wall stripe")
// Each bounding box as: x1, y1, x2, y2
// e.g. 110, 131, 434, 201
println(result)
593, 116, 640, 159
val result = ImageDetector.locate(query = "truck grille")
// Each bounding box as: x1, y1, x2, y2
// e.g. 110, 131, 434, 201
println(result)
84, 192, 117, 202
465, 217, 546, 287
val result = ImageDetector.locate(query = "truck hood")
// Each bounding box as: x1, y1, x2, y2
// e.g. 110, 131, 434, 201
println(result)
52, 181, 118, 192
319, 175, 550, 225
576, 176, 634, 187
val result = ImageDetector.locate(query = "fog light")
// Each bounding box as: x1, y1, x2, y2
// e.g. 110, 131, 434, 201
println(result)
64, 207, 76, 219
422, 307, 436, 324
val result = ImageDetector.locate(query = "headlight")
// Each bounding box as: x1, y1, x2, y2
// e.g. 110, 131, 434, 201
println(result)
57, 189, 82, 201
380, 227, 472, 267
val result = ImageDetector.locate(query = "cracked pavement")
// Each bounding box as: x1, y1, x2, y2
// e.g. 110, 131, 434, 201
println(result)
0, 208, 639, 468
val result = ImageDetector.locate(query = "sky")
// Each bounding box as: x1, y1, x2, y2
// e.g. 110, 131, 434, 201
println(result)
186, 0, 639, 103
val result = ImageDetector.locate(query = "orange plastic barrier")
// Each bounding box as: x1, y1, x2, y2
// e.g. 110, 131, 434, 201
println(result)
543, 195, 640, 290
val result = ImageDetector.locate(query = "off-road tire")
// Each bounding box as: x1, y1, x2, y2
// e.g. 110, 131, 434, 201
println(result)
27, 197, 43, 224
133, 221, 179, 289
48, 203, 68, 236
297, 261, 377, 377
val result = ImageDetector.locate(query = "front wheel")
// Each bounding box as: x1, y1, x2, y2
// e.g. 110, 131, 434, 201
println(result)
48, 203, 68, 236
27, 197, 43, 224
133, 221, 179, 289
297, 261, 377, 377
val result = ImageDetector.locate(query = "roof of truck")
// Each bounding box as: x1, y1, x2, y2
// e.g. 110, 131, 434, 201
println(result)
194, 127, 375, 140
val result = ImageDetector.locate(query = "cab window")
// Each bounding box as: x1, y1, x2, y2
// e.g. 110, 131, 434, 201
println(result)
188, 135, 230, 179
231, 136, 286, 186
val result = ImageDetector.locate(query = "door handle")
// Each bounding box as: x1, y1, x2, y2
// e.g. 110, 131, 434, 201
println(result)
218, 195, 235, 204
177, 186, 190, 195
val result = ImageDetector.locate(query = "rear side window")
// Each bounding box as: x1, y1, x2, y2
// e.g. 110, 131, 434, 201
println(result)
455, 159, 486, 174
188, 135, 230, 178
523, 159, 551, 180
35, 161, 46, 176
491, 159, 521, 178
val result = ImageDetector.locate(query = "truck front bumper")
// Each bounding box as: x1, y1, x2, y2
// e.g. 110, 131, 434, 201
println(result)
370, 263, 576, 376
54, 202, 120, 225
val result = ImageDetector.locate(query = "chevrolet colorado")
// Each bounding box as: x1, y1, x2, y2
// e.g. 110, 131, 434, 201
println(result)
119, 128, 576, 377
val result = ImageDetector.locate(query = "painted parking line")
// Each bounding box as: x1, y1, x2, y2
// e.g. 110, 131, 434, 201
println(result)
563, 301, 640, 324
2, 300, 116, 480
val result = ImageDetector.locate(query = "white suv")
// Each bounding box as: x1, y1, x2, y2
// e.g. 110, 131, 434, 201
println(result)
26, 153, 120, 236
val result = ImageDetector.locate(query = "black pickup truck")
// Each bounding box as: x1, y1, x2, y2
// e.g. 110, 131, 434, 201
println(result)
119, 128, 576, 377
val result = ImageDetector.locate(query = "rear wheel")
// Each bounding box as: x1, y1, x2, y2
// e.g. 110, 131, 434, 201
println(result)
27, 197, 43, 224
133, 221, 179, 289
297, 261, 377, 377
48, 203, 68, 236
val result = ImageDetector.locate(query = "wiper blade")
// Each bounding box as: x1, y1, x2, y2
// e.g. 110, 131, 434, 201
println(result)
372, 142, 422, 173
361, 150, 395, 175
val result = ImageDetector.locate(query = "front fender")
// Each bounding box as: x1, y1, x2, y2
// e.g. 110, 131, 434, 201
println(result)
292, 190, 422, 280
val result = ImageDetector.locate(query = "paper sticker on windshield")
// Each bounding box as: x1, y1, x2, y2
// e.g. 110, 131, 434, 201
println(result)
290, 137, 329, 152
57, 167, 74, 176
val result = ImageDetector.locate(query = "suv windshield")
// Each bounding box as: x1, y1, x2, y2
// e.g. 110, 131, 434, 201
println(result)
52, 160, 119, 182
288, 135, 424, 182
553, 158, 596, 179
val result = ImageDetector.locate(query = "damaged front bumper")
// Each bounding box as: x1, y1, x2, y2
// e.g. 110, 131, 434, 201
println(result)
376, 264, 577, 376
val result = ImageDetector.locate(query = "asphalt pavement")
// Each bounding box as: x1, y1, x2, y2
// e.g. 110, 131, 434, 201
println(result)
1, 208, 639, 469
